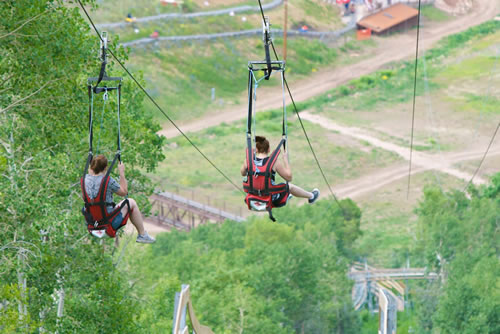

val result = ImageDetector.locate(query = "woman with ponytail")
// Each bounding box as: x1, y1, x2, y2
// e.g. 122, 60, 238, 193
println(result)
241, 136, 319, 210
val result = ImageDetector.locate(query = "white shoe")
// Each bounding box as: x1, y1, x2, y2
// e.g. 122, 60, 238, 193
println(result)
136, 232, 156, 244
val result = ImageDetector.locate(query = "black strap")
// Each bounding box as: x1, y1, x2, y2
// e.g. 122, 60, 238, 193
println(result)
93, 45, 107, 93
264, 139, 285, 194
267, 208, 276, 222
87, 85, 93, 155
264, 35, 272, 80
247, 70, 254, 136
97, 153, 120, 223
246, 70, 254, 190
117, 84, 122, 160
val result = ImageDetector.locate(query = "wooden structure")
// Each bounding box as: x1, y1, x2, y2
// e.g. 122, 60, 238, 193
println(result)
172, 285, 214, 334
357, 3, 419, 35
144, 191, 245, 231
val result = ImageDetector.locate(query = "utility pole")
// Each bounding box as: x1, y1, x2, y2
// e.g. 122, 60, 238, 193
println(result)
283, 0, 288, 61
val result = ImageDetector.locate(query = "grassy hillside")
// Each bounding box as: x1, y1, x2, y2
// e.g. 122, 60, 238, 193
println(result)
93, 0, 278, 22
127, 36, 355, 122
149, 20, 500, 267
90, 0, 362, 122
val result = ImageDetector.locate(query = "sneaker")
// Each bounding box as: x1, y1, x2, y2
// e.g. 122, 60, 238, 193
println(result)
308, 189, 320, 204
136, 232, 156, 244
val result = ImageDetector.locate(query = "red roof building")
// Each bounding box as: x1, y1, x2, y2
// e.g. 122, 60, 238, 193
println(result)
357, 3, 419, 35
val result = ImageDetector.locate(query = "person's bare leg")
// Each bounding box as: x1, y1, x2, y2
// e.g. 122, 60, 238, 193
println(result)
289, 183, 313, 199
119, 198, 145, 235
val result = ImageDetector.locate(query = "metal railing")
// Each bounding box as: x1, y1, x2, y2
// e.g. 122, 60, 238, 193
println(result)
96, 0, 284, 29
121, 22, 357, 47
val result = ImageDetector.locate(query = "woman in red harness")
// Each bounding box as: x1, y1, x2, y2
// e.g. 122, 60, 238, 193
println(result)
241, 136, 320, 210
84, 154, 155, 243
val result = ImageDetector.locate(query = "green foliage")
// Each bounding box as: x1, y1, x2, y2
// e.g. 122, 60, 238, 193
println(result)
420, 5, 450, 22
413, 173, 500, 333
433, 255, 499, 334
426, 20, 500, 59
0, 0, 164, 331
0, 284, 38, 332
359, 310, 378, 333
127, 201, 362, 333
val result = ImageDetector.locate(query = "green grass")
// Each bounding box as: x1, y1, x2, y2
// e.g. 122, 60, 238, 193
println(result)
297, 0, 339, 25
420, 5, 451, 22
114, 14, 257, 42
437, 56, 499, 82
92, 0, 266, 23
99, 0, 342, 42
354, 171, 464, 267
452, 93, 500, 115
128, 37, 348, 123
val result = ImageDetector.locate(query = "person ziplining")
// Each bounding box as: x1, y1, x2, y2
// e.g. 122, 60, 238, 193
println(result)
80, 32, 155, 243
242, 17, 319, 221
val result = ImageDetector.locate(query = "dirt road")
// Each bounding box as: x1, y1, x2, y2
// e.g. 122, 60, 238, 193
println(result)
300, 112, 500, 200
301, 112, 490, 185
159, 0, 500, 138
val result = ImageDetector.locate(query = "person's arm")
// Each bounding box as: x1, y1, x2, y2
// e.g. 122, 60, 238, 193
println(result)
275, 149, 292, 182
115, 162, 128, 196
241, 160, 248, 177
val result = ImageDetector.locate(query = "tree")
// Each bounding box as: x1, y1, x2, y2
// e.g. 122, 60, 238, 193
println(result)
414, 173, 500, 333
0, 0, 164, 331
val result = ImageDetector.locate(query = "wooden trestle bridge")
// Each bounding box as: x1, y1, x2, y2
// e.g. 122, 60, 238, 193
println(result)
144, 191, 245, 231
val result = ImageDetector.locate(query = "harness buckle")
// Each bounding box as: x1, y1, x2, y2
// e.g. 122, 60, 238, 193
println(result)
253, 166, 260, 178
94, 221, 99, 228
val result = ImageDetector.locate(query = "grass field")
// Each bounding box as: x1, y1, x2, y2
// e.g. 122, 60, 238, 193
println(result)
98, 0, 343, 42
92, 0, 270, 22
420, 5, 451, 22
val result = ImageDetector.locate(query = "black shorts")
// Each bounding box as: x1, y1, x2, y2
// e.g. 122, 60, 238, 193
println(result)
271, 188, 290, 208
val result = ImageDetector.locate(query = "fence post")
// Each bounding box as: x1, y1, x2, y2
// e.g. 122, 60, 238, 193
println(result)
172, 292, 180, 334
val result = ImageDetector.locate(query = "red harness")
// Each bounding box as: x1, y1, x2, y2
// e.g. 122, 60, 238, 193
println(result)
81, 156, 131, 238
243, 139, 288, 221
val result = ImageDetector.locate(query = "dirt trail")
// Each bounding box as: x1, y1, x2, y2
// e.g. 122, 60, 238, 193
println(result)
301, 112, 492, 185
332, 142, 500, 199
159, 0, 500, 138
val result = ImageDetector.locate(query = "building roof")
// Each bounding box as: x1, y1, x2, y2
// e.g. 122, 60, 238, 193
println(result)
358, 3, 419, 33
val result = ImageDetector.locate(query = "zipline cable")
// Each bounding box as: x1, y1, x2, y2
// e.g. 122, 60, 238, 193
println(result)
462, 45, 500, 191
256, 0, 346, 216
421, 41, 448, 197
462, 122, 499, 192
77, 0, 243, 194
407, 0, 423, 199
